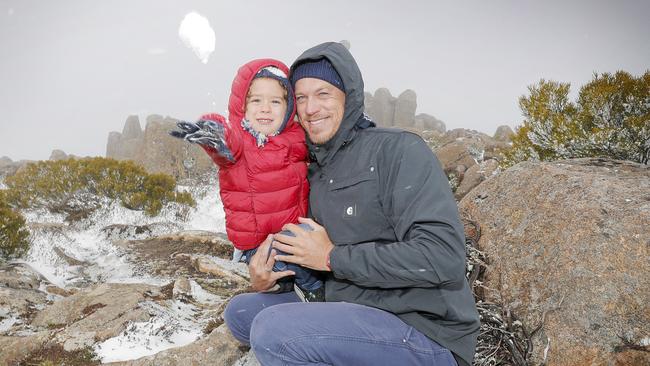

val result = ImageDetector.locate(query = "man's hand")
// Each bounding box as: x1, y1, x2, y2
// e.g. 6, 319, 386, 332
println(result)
273, 217, 334, 271
248, 235, 295, 292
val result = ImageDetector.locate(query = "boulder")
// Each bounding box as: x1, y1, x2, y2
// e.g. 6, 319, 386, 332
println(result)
106, 131, 122, 159
493, 125, 514, 142
369, 88, 396, 127
105, 114, 215, 179
49, 149, 68, 161
31, 283, 159, 351
0, 331, 53, 365
393, 89, 417, 128
0, 156, 12, 167
459, 158, 650, 365
434, 140, 479, 173
415, 113, 446, 134
0, 263, 50, 332
454, 159, 499, 200
109, 324, 245, 366
172, 277, 192, 301
114, 231, 234, 278
122, 115, 144, 140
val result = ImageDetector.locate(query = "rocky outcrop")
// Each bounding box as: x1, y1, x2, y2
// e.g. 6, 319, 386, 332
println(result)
0, 156, 12, 167
0, 229, 251, 365
366, 88, 396, 127
459, 158, 650, 365
111, 324, 245, 366
430, 128, 512, 200
106, 115, 215, 179
454, 159, 499, 200
0, 263, 49, 330
31, 283, 158, 351
393, 89, 417, 128
114, 231, 234, 278
415, 113, 446, 133
0, 157, 32, 180
364, 88, 446, 133
49, 150, 69, 161
493, 125, 514, 142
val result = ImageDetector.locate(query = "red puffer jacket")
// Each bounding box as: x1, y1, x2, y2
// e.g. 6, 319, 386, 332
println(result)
200, 59, 309, 250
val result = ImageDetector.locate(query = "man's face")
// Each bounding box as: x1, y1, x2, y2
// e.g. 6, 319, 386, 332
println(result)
294, 78, 345, 145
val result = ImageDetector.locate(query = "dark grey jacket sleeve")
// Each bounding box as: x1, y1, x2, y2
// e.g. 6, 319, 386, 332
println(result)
329, 133, 467, 288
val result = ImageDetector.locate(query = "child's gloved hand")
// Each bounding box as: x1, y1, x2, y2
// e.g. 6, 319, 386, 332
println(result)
169, 120, 235, 162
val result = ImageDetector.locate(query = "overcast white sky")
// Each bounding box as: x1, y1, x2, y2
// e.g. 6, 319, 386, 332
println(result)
1, 0, 648, 161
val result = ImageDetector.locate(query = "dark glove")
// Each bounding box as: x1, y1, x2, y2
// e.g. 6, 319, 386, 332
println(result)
169, 120, 235, 162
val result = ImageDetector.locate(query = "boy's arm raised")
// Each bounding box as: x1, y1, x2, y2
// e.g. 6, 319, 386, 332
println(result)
169, 113, 241, 167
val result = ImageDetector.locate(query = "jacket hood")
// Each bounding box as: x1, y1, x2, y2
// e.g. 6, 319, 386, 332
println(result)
290, 42, 370, 166
228, 58, 297, 134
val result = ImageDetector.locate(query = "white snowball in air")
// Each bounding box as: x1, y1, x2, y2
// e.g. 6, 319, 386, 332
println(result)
178, 12, 215, 64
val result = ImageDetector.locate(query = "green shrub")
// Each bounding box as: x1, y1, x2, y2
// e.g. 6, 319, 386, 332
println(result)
501, 71, 650, 168
0, 190, 30, 260
4, 157, 195, 216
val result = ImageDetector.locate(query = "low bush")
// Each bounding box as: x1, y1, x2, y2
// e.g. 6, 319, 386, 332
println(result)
4, 157, 195, 217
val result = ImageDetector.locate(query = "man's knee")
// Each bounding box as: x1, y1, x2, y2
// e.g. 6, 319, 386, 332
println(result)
223, 294, 254, 345
249, 305, 291, 362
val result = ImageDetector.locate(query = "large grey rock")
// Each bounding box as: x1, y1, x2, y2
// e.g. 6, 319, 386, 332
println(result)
454, 159, 499, 200
109, 324, 244, 366
122, 115, 144, 140
0, 331, 52, 365
0, 263, 50, 333
106, 131, 122, 159
114, 231, 234, 278
31, 283, 159, 351
415, 113, 446, 134
105, 114, 215, 179
369, 88, 396, 127
459, 158, 650, 365
493, 125, 514, 142
49, 149, 68, 161
393, 89, 417, 128
0, 156, 12, 167
434, 140, 480, 173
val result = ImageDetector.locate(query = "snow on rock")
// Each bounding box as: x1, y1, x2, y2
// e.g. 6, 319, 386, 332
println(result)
4, 180, 243, 363
94, 300, 205, 363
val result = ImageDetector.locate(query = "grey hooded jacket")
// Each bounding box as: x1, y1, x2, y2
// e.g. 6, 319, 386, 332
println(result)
290, 42, 479, 366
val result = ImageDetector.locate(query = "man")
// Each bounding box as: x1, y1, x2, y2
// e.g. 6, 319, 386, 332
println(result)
224, 42, 480, 366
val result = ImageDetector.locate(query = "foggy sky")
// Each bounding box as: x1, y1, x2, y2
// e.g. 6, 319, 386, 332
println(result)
1, 0, 648, 161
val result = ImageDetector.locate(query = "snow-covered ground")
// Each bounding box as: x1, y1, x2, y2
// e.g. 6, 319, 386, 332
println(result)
13, 181, 230, 362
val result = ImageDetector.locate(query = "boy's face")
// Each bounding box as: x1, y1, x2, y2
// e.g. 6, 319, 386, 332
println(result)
245, 77, 287, 136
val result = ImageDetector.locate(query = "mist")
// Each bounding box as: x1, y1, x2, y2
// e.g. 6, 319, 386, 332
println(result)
1, 0, 648, 161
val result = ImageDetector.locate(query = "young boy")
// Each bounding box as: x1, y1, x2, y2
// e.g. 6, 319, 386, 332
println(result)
170, 59, 323, 302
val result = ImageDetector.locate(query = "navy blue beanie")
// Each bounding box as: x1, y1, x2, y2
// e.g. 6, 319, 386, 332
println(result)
290, 58, 344, 92
254, 66, 294, 133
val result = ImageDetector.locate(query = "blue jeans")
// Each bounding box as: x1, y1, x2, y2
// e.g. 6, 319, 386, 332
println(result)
242, 224, 323, 291
224, 292, 458, 366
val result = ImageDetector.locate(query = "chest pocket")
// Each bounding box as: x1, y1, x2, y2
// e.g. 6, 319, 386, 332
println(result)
323, 170, 390, 244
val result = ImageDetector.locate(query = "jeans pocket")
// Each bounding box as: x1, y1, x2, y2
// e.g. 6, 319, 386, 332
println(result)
403, 326, 433, 353
403, 326, 457, 365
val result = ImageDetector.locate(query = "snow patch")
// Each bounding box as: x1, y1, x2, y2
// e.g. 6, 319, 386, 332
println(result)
94, 300, 205, 362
